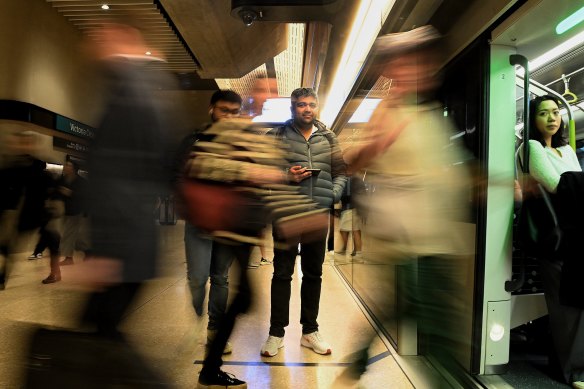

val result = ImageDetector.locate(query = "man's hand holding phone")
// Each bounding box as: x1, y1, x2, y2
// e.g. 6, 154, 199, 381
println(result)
288, 165, 312, 183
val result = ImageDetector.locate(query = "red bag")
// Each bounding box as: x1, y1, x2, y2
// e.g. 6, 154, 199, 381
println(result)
179, 178, 269, 236
179, 180, 247, 233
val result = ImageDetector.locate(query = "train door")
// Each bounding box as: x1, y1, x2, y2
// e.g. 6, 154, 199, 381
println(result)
472, 0, 584, 386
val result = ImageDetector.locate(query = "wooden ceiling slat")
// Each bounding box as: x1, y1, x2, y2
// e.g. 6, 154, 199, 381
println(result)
48, 1, 154, 5
46, 0, 196, 71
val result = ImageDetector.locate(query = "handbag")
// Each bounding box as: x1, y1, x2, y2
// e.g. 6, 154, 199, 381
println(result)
517, 182, 562, 258
179, 180, 266, 235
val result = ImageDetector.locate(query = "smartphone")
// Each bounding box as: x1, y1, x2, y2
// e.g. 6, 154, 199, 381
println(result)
305, 168, 321, 175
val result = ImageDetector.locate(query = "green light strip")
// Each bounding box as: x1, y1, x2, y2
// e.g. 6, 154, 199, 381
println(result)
556, 6, 584, 34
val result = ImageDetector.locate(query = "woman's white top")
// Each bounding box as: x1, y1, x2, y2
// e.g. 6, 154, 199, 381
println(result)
527, 140, 581, 193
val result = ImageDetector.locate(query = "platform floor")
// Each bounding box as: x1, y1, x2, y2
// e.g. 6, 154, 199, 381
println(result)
0, 221, 448, 388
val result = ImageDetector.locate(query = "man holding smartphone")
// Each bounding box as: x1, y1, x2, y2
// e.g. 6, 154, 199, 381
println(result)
261, 88, 346, 357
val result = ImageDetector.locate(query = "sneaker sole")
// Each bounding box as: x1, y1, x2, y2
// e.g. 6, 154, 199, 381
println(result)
300, 338, 332, 355
197, 382, 247, 389
261, 343, 284, 357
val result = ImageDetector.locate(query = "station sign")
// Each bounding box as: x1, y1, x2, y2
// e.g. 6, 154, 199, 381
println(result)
55, 115, 95, 139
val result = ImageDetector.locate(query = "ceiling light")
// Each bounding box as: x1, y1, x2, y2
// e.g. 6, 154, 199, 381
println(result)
529, 30, 584, 71
556, 5, 584, 34
348, 98, 382, 123
101, 4, 110, 10
319, 0, 396, 127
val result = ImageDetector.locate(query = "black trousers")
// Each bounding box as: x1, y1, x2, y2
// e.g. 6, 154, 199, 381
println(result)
203, 243, 252, 373
81, 282, 141, 338
269, 228, 327, 337
539, 258, 584, 384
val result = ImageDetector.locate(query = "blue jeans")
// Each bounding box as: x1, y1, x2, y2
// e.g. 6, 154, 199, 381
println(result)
184, 223, 234, 330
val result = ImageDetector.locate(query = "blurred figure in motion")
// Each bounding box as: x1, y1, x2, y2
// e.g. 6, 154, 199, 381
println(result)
261, 88, 346, 358
55, 160, 88, 267
25, 16, 182, 388
336, 176, 364, 258
0, 132, 59, 289
335, 26, 471, 387
81, 13, 178, 344
178, 119, 328, 388
174, 90, 243, 355
246, 75, 278, 118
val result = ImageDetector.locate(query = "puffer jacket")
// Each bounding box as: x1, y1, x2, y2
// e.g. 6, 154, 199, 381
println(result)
268, 119, 346, 208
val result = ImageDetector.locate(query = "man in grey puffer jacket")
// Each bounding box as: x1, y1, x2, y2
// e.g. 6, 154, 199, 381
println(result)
261, 87, 346, 357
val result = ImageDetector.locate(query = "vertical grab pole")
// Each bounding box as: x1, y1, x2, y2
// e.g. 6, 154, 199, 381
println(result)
505, 54, 529, 293
510, 54, 529, 173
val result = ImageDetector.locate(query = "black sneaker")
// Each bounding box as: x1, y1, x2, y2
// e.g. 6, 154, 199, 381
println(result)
198, 369, 247, 388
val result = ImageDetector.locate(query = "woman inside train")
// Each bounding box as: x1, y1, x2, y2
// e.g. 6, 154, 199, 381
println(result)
522, 94, 584, 389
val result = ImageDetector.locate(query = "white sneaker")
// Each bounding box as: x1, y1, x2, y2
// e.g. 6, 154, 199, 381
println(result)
301, 331, 332, 355
260, 335, 284, 357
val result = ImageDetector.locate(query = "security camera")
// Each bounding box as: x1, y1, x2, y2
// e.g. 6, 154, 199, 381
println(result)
239, 9, 258, 27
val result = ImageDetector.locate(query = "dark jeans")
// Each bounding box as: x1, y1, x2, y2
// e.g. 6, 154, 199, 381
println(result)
203, 243, 252, 374
269, 228, 327, 337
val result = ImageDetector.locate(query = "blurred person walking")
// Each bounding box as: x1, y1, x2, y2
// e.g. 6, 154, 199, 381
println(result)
25, 17, 183, 388
56, 159, 88, 266
174, 90, 243, 355
261, 87, 347, 357
178, 119, 329, 388
0, 132, 60, 289
334, 26, 471, 387
336, 176, 364, 258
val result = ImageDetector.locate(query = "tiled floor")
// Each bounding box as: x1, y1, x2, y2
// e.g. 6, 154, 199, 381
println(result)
0, 221, 422, 389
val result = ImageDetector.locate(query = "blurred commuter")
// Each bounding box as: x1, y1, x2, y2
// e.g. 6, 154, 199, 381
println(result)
246, 76, 278, 118
336, 176, 363, 258
174, 90, 243, 355
334, 26, 471, 387
56, 160, 88, 266
0, 132, 60, 289
179, 118, 328, 388
261, 87, 347, 357
79, 14, 182, 340
24, 17, 182, 388
520, 95, 584, 388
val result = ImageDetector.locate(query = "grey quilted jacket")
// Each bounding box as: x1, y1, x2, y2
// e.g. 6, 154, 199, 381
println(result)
268, 119, 347, 208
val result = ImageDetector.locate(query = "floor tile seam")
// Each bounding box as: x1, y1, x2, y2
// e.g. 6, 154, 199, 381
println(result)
123, 276, 188, 317
192, 351, 391, 368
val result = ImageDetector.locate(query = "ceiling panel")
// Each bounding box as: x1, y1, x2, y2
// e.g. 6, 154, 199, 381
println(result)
45, 0, 197, 72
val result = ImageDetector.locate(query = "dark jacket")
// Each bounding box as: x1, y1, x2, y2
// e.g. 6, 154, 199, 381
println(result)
86, 57, 179, 281
56, 175, 87, 216
554, 171, 584, 308
0, 157, 54, 232
267, 119, 346, 208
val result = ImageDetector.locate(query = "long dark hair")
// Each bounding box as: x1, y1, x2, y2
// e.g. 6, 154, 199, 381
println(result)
528, 95, 567, 148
